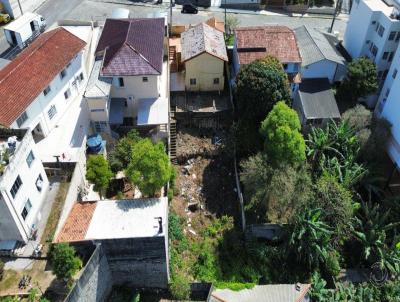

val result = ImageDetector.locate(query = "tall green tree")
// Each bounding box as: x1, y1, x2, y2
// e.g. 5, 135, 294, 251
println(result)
50, 243, 82, 281
86, 155, 113, 198
235, 56, 290, 154
260, 101, 306, 166
126, 139, 172, 197
338, 57, 378, 105
108, 130, 141, 173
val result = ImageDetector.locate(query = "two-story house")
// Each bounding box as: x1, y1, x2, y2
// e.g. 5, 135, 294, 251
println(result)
344, 0, 400, 107
232, 26, 302, 93
0, 128, 49, 246
85, 18, 168, 139
0, 27, 87, 157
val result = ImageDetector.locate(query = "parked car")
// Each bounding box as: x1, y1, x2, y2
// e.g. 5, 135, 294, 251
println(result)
181, 3, 198, 14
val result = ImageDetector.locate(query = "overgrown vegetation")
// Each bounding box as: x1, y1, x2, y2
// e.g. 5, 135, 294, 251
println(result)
86, 155, 113, 198
49, 243, 82, 282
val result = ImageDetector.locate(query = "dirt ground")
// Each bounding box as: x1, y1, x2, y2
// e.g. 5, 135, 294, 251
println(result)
172, 128, 239, 238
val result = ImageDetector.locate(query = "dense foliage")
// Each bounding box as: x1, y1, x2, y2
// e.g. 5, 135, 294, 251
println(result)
234, 56, 290, 154
50, 243, 82, 281
108, 130, 140, 173
86, 155, 113, 198
126, 139, 172, 197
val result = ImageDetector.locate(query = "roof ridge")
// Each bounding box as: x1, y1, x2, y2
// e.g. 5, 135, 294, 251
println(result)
125, 43, 160, 73
303, 25, 326, 60
0, 28, 61, 85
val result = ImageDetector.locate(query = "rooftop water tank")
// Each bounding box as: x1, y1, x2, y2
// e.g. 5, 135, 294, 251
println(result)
87, 134, 103, 154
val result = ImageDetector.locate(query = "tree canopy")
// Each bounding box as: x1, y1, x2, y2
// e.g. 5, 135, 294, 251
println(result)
50, 243, 82, 281
260, 101, 306, 166
108, 130, 141, 173
86, 155, 113, 198
126, 139, 172, 197
234, 56, 290, 154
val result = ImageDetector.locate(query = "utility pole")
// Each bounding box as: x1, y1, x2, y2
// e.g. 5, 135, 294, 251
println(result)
329, 0, 342, 33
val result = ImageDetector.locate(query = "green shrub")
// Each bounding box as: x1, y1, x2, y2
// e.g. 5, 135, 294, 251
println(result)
325, 251, 341, 278
116, 191, 124, 199
214, 281, 255, 291
170, 272, 190, 300
50, 243, 82, 281
167, 189, 173, 203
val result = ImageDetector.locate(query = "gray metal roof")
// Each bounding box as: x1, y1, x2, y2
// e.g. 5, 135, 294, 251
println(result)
209, 284, 311, 302
297, 78, 340, 120
84, 58, 112, 98
294, 26, 346, 67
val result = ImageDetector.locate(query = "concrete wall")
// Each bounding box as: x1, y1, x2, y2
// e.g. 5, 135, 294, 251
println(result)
0, 131, 49, 242
185, 53, 225, 92
97, 237, 169, 289
65, 245, 112, 302
10, 51, 86, 137
301, 60, 338, 83
110, 75, 160, 100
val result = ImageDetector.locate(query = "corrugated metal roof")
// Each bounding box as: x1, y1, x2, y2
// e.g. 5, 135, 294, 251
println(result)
294, 26, 346, 67
181, 23, 228, 62
210, 284, 311, 302
84, 58, 112, 98
297, 78, 341, 120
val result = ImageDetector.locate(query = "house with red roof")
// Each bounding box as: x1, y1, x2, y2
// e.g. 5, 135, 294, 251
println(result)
0, 27, 87, 140
232, 26, 302, 93
84, 18, 169, 139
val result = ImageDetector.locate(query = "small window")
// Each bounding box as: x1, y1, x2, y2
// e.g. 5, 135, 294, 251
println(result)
213, 78, 220, 85
10, 176, 22, 199
369, 43, 378, 57
377, 25, 385, 37
43, 86, 51, 96
60, 69, 67, 79
26, 150, 35, 167
118, 77, 124, 87
64, 89, 71, 100
66, 62, 72, 68
383, 52, 389, 60
388, 52, 395, 62
90, 109, 105, 112
385, 88, 391, 97
36, 174, 43, 192
383, 69, 389, 80
389, 31, 396, 41
48, 105, 57, 120
142, 77, 148, 82
393, 69, 398, 79
16, 111, 28, 127
396, 32, 400, 42
21, 199, 32, 220
378, 70, 383, 79
79, 72, 84, 81
190, 78, 196, 85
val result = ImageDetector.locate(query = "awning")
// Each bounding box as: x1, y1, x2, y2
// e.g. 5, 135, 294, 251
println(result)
137, 97, 168, 126
109, 98, 125, 124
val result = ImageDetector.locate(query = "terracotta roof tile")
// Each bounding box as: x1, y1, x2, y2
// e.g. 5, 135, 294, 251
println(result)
205, 17, 225, 33
0, 28, 86, 127
56, 202, 97, 243
234, 26, 302, 65
96, 18, 165, 76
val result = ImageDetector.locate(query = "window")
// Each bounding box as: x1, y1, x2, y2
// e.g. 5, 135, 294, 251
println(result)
190, 78, 196, 85
389, 31, 396, 41
48, 105, 57, 120
66, 62, 72, 68
388, 52, 395, 62
383, 69, 389, 80
60, 69, 67, 79
396, 32, 400, 42
377, 25, 385, 37
36, 174, 43, 192
369, 43, 378, 56
26, 150, 35, 168
117, 77, 124, 87
79, 72, 84, 82
385, 88, 391, 97
93, 121, 107, 133
213, 78, 220, 85
64, 89, 71, 100
90, 109, 105, 112
21, 199, 32, 220
378, 70, 383, 79
142, 77, 148, 82
10, 176, 22, 199
393, 69, 398, 79
16, 111, 28, 127
383, 52, 389, 60
375, 22, 380, 32
43, 86, 51, 96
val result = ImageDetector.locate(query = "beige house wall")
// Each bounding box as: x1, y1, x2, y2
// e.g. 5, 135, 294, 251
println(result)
184, 53, 225, 92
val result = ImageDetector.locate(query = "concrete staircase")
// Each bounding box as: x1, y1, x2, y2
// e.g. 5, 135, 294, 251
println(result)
170, 105, 177, 164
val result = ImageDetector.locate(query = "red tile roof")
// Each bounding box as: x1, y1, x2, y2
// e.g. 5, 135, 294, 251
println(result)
96, 18, 165, 76
56, 202, 97, 243
0, 28, 86, 127
235, 26, 302, 65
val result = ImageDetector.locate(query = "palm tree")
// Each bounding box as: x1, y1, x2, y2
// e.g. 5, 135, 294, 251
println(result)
288, 208, 333, 270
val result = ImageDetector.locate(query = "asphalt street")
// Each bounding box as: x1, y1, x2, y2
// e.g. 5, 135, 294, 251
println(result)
0, 0, 348, 58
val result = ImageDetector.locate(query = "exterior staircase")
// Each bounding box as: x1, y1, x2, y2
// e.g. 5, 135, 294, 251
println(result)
169, 46, 178, 73
170, 105, 177, 164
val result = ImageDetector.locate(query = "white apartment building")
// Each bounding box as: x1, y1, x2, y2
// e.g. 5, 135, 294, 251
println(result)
0, 129, 49, 244
84, 18, 169, 140
0, 27, 87, 149
344, 0, 400, 106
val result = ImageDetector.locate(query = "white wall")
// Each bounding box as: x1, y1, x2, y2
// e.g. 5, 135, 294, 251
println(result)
301, 60, 338, 83
0, 131, 49, 242
86, 97, 109, 122
10, 51, 86, 136
110, 75, 160, 100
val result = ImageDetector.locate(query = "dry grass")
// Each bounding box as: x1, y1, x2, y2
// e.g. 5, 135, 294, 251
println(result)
40, 182, 70, 251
